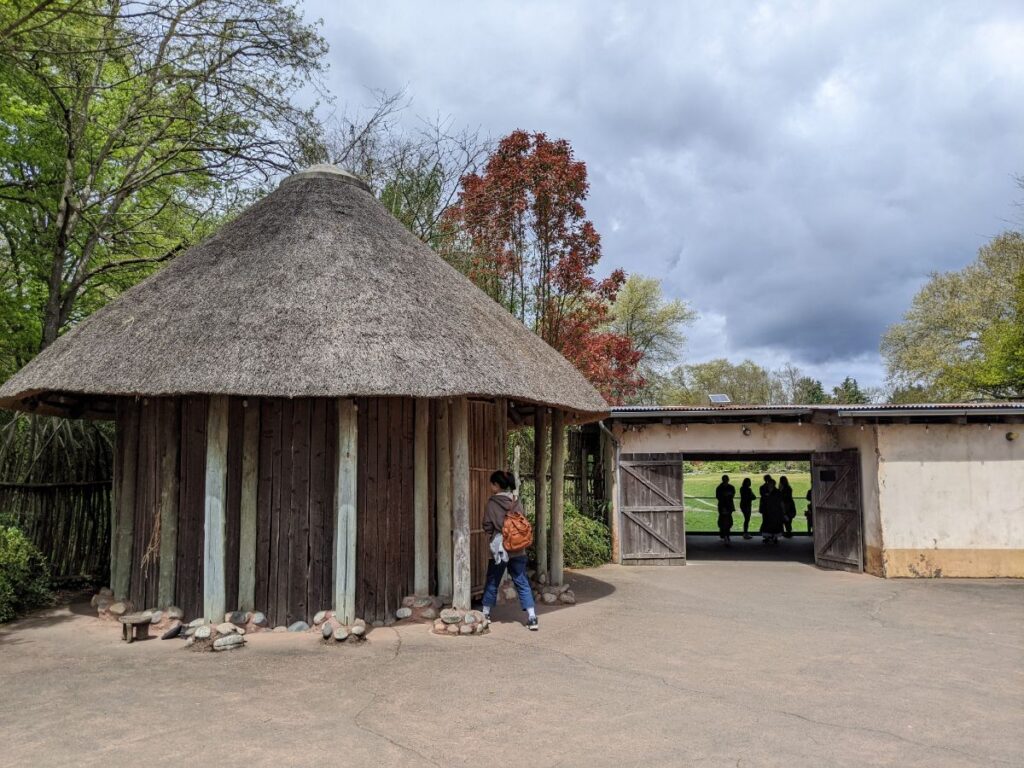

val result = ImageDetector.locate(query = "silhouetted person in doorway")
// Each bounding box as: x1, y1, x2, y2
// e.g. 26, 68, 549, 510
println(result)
779, 475, 797, 537
760, 477, 784, 544
716, 474, 735, 544
758, 474, 773, 528
739, 478, 755, 539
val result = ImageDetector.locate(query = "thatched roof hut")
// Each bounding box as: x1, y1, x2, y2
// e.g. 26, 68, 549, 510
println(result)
0, 166, 606, 419
0, 166, 604, 626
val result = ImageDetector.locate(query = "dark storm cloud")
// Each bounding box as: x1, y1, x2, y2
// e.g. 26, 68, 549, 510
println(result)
303, 1, 1024, 389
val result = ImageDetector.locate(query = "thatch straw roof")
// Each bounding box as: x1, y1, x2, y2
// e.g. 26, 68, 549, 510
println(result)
0, 166, 608, 420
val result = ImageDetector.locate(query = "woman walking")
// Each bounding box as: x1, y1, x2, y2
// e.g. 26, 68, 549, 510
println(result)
739, 478, 755, 539
480, 470, 539, 630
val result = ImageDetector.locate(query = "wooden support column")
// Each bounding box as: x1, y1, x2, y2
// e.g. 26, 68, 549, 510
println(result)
604, 428, 621, 564
435, 400, 452, 598
414, 398, 430, 595
550, 409, 566, 586
451, 396, 471, 611
534, 408, 549, 578
334, 399, 358, 624
237, 401, 259, 611
112, 402, 138, 601
157, 401, 180, 608
203, 396, 229, 621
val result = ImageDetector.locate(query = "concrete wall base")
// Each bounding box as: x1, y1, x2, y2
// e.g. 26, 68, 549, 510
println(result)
880, 548, 1024, 578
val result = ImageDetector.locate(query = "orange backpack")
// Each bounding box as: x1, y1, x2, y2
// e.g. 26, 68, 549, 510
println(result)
502, 502, 534, 551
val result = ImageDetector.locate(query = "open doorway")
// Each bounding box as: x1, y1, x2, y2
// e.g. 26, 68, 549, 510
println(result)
683, 456, 813, 563
618, 450, 863, 571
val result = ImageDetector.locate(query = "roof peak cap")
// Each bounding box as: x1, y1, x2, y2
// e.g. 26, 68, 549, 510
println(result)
281, 164, 371, 192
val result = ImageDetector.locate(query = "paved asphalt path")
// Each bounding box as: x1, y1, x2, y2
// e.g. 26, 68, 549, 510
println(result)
1, 557, 1021, 767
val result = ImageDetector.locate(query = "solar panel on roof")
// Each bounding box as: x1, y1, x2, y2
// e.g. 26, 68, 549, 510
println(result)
708, 394, 731, 405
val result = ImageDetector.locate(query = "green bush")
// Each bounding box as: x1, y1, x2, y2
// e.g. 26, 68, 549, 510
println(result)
0, 525, 54, 623
563, 501, 611, 569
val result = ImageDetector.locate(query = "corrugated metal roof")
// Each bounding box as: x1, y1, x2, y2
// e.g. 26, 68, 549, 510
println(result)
610, 402, 1024, 420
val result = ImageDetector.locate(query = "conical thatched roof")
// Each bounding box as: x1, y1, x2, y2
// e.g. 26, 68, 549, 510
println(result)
0, 166, 608, 420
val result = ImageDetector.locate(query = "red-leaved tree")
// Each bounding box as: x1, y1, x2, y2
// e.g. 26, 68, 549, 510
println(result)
444, 130, 642, 403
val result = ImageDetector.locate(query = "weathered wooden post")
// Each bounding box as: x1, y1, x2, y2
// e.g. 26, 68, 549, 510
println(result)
334, 398, 358, 624
203, 395, 229, 621
550, 409, 566, 586
414, 398, 430, 595
435, 400, 452, 598
157, 401, 179, 608
604, 427, 621, 564
112, 401, 137, 601
237, 401, 259, 611
534, 408, 549, 577
451, 396, 471, 610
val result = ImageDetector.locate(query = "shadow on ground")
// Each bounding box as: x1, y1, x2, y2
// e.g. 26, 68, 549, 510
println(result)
684, 533, 815, 564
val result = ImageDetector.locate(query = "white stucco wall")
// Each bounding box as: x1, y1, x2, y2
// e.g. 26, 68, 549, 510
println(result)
613, 421, 833, 455
875, 424, 1024, 550
836, 425, 883, 555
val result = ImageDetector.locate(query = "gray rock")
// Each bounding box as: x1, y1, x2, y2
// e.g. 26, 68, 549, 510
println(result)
322, 623, 333, 639
183, 626, 196, 638
216, 622, 238, 635
194, 625, 212, 640
447, 624, 459, 635
213, 634, 245, 651
401, 595, 416, 608
188, 617, 208, 628
350, 624, 365, 637
395, 607, 413, 620
440, 608, 463, 624
313, 610, 328, 625
558, 591, 576, 605
99, 586, 114, 597
161, 621, 182, 640
502, 587, 518, 601
95, 599, 112, 613
149, 610, 163, 624
537, 572, 548, 585
287, 621, 309, 632
333, 626, 349, 641
413, 596, 433, 608
227, 610, 248, 626
433, 619, 445, 632
273, 625, 287, 633
250, 611, 267, 626
460, 624, 473, 635
109, 602, 128, 616
463, 612, 477, 625
474, 623, 485, 634
166, 606, 184, 620
419, 607, 438, 620
184, 636, 195, 648
541, 592, 558, 605
353, 618, 366, 629
90, 594, 99, 608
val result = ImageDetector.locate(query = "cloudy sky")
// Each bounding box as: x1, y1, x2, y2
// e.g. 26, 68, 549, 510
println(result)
303, 1, 1024, 391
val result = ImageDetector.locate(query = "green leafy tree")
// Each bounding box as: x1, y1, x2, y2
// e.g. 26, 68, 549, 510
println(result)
607, 275, 696, 368
881, 231, 1024, 400
661, 358, 784, 405
0, 0, 326, 372
830, 376, 869, 404
792, 376, 831, 404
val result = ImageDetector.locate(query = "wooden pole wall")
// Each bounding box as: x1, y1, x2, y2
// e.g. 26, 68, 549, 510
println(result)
112, 401, 138, 601
334, 398, 358, 624
413, 398, 430, 595
435, 401, 452, 598
203, 396, 229, 620
237, 402, 259, 611
534, 408, 549, 578
157, 401, 179, 607
451, 397, 471, 610
607, 430, 621, 564
550, 409, 565, 586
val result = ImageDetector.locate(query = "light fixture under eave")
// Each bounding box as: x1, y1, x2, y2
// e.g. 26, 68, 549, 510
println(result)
741, 426, 752, 436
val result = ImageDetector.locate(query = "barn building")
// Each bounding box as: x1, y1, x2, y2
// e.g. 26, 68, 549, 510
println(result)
602, 404, 1024, 577
0, 166, 607, 625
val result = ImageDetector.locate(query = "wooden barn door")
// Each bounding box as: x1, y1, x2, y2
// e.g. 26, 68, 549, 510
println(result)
810, 450, 863, 572
619, 453, 686, 565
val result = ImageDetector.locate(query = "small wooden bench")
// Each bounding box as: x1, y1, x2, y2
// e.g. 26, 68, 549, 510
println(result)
119, 612, 152, 643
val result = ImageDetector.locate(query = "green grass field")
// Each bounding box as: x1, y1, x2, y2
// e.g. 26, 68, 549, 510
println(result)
684, 471, 811, 533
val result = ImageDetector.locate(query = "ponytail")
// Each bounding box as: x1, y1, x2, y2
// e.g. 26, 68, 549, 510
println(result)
489, 469, 517, 491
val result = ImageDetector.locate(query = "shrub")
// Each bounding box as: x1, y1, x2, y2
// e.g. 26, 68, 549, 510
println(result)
0, 525, 54, 623
563, 501, 611, 569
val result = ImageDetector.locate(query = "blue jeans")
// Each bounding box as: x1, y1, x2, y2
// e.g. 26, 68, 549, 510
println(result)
481, 554, 535, 610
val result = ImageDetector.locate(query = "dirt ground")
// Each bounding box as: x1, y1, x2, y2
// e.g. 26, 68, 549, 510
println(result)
1, 559, 1021, 768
